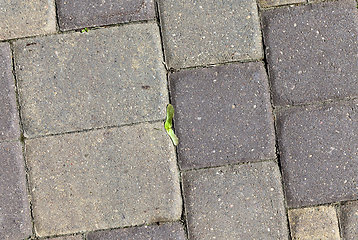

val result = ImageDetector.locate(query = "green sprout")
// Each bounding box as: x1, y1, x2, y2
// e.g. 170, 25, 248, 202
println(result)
165, 104, 179, 146
81, 27, 89, 33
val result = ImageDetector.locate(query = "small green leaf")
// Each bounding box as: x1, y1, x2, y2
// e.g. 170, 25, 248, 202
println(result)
165, 104, 179, 146
81, 27, 89, 33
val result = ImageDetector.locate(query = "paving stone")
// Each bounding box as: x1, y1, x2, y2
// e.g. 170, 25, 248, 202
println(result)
340, 201, 358, 239
169, 62, 275, 170
262, 0, 358, 106
259, 0, 305, 8
183, 161, 288, 240
288, 206, 340, 240
14, 23, 167, 137
87, 222, 186, 240
0, 0, 56, 40
0, 141, 32, 240
25, 122, 181, 237
0, 43, 20, 141
48, 235, 83, 240
159, 0, 262, 69
277, 102, 358, 208
56, 0, 156, 31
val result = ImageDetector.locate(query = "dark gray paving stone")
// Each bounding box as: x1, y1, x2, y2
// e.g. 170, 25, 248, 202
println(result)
159, 0, 262, 69
169, 62, 275, 170
56, 0, 155, 31
277, 101, 358, 208
26, 122, 181, 237
0, 141, 32, 240
0, 43, 20, 141
262, 0, 358, 106
0, 0, 56, 40
340, 201, 358, 239
87, 222, 186, 240
14, 23, 167, 137
183, 161, 288, 239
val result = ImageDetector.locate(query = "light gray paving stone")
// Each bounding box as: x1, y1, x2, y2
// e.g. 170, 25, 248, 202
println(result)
262, 0, 358, 106
288, 206, 340, 240
56, 0, 156, 31
14, 23, 167, 137
86, 222, 186, 240
259, 0, 305, 8
158, 0, 263, 69
0, 42, 20, 141
340, 201, 358, 239
0, 0, 56, 40
183, 161, 288, 240
26, 122, 181, 237
0, 141, 32, 240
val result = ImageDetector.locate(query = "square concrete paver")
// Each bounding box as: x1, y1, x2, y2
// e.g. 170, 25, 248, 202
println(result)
169, 62, 275, 170
56, 0, 156, 31
288, 206, 340, 240
262, 0, 358, 106
86, 222, 186, 240
183, 161, 288, 239
0, 141, 32, 240
0, 0, 56, 40
259, 0, 305, 8
14, 23, 167, 138
0, 43, 20, 141
26, 122, 181, 237
340, 201, 358, 239
277, 102, 358, 208
159, 0, 262, 69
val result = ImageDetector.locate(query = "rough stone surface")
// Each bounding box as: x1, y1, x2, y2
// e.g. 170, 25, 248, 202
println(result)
56, 0, 156, 31
288, 206, 340, 240
0, 0, 56, 40
262, 0, 358, 106
259, 0, 305, 8
277, 102, 358, 208
48, 235, 83, 240
14, 23, 167, 137
169, 62, 275, 170
183, 161, 288, 239
25, 122, 181, 237
159, 0, 262, 69
87, 222, 186, 240
0, 141, 32, 240
0, 43, 20, 141
340, 201, 358, 239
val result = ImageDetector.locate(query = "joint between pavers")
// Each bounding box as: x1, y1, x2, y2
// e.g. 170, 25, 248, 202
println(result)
52, 0, 62, 33
334, 202, 344, 239
154, 0, 169, 72
258, 1, 309, 11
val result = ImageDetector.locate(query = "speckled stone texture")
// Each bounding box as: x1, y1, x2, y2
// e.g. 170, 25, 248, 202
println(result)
183, 161, 288, 239
0, 43, 20, 141
340, 201, 358, 239
86, 222, 186, 240
277, 102, 358, 208
0, 0, 56, 40
0, 141, 32, 240
262, 0, 358, 106
25, 122, 181, 237
288, 206, 340, 240
259, 0, 305, 8
56, 0, 156, 31
169, 62, 275, 170
14, 23, 167, 137
47, 235, 83, 240
159, 0, 262, 69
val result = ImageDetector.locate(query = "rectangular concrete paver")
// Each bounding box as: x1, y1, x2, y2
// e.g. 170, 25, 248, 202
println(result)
0, 0, 56, 40
183, 161, 288, 240
86, 222, 186, 240
259, 0, 305, 8
25, 122, 181, 237
340, 201, 358, 239
14, 23, 167, 138
0, 141, 32, 240
159, 0, 262, 69
56, 0, 156, 31
169, 62, 275, 170
0, 43, 20, 141
288, 206, 340, 240
277, 102, 358, 208
262, 0, 358, 106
